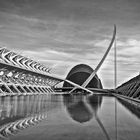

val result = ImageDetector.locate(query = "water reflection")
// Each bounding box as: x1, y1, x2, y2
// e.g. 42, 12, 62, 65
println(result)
1, 94, 140, 140
117, 98, 140, 120
0, 95, 60, 139
63, 94, 110, 140
63, 94, 102, 123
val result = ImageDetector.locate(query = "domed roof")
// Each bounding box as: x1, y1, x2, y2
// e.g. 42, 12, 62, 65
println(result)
66, 64, 93, 79
63, 64, 103, 89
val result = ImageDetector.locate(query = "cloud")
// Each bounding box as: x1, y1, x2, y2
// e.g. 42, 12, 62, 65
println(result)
0, 0, 140, 88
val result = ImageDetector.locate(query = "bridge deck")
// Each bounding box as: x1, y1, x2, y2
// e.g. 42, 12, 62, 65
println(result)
54, 87, 110, 94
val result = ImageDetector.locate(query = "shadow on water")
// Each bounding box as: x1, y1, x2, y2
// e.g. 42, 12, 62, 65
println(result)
63, 94, 110, 140
0, 94, 60, 139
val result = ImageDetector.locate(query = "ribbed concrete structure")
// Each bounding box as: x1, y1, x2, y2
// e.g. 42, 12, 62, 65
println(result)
0, 47, 62, 96
116, 74, 140, 98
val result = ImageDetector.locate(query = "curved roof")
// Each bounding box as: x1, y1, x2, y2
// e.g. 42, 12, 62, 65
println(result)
63, 64, 103, 89
66, 64, 94, 79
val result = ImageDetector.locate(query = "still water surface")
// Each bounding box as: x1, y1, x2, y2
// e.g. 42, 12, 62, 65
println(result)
0, 93, 140, 140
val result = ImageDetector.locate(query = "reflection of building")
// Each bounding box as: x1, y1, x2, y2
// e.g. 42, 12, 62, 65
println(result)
63, 94, 110, 140
0, 95, 61, 139
63, 94, 102, 123
0, 114, 47, 139
117, 98, 140, 119
63, 94, 111, 140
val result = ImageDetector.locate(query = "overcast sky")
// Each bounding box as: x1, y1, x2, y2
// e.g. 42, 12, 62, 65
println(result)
0, 0, 140, 88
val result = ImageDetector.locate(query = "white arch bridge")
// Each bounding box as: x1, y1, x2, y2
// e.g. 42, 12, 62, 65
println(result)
0, 25, 116, 96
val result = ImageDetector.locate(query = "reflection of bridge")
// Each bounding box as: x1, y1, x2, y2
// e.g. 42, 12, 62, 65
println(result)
63, 94, 110, 140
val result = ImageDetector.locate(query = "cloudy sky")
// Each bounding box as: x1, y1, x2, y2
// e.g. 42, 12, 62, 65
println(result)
0, 0, 140, 88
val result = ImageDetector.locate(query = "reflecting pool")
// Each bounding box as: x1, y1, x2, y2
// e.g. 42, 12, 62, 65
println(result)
0, 93, 140, 140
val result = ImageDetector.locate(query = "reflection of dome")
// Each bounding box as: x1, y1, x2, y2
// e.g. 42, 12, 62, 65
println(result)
67, 101, 92, 123
63, 94, 102, 123
87, 95, 102, 112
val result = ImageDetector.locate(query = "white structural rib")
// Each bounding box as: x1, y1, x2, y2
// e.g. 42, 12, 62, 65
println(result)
51, 74, 93, 93
69, 25, 116, 93
65, 79, 93, 93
